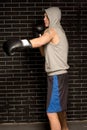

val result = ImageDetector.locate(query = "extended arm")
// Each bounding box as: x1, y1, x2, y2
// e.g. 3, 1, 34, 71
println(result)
3, 27, 54, 56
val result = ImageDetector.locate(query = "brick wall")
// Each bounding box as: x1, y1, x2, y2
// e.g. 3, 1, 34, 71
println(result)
0, 0, 87, 123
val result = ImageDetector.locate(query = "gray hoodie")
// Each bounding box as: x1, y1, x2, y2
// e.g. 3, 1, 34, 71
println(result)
44, 7, 69, 76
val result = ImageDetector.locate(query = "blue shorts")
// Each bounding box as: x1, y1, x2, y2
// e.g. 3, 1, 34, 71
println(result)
46, 73, 68, 113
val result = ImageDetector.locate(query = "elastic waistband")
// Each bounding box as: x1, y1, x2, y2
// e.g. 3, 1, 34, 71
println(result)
47, 70, 67, 76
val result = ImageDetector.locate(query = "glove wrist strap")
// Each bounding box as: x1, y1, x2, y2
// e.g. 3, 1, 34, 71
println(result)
21, 39, 32, 48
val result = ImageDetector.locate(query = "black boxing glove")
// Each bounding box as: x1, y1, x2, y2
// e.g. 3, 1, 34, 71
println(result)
3, 39, 32, 56
33, 22, 46, 37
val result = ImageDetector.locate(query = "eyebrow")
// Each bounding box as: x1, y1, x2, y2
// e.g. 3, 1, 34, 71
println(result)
44, 13, 49, 19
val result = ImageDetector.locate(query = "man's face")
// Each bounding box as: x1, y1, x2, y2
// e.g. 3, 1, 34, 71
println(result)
43, 13, 50, 27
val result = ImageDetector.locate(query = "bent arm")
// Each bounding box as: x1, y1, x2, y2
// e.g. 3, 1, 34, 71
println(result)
39, 46, 44, 56
30, 29, 52, 48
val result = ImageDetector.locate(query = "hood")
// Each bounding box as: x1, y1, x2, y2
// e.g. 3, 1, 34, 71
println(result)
45, 7, 61, 27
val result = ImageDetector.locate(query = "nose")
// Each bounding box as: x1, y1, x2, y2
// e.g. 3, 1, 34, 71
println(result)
43, 16, 45, 21
43, 17, 46, 24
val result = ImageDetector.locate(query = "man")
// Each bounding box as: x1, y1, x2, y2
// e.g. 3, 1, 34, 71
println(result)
3, 7, 69, 130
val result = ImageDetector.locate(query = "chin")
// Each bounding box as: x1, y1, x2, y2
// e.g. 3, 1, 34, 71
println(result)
45, 24, 49, 28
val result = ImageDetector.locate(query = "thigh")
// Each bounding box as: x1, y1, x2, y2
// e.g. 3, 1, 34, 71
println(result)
46, 73, 68, 113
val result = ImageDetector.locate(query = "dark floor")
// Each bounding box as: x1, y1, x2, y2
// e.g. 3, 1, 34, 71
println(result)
68, 121, 87, 130
0, 121, 87, 130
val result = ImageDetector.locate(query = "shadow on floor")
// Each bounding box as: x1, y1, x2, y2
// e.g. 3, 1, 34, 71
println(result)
0, 121, 87, 130
68, 121, 87, 130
